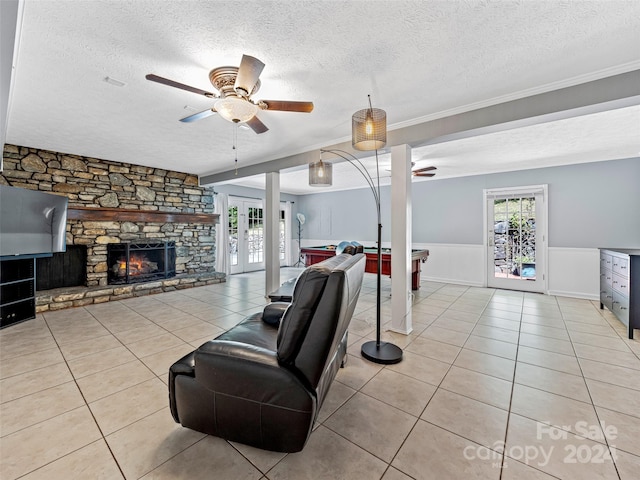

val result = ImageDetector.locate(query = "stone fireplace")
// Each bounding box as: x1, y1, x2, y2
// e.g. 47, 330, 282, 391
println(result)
107, 241, 176, 284
1, 144, 225, 313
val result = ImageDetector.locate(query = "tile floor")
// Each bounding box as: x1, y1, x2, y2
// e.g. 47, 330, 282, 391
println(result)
1, 269, 639, 479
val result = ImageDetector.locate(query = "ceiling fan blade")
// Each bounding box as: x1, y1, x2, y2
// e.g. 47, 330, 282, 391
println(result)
146, 74, 217, 98
413, 172, 436, 177
179, 108, 216, 123
246, 115, 269, 134
413, 166, 437, 174
259, 100, 314, 113
235, 55, 265, 96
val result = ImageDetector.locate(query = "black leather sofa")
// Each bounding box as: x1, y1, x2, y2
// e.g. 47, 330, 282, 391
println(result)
168, 253, 366, 452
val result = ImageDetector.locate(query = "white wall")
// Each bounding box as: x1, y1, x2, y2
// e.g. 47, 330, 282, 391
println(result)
297, 158, 640, 299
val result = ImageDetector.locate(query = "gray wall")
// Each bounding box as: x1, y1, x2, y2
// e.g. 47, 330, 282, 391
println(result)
297, 158, 640, 248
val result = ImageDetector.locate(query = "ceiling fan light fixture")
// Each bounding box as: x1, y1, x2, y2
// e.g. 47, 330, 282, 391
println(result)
309, 159, 332, 187
214, 97, 258, 123
352, 106, 386, 151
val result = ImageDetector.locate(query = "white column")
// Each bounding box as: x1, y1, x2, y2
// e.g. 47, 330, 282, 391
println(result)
390, 144, 413, 334
265, 172, 280, 298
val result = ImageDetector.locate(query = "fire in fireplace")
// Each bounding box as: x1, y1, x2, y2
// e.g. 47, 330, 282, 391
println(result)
107, 242, 176, 285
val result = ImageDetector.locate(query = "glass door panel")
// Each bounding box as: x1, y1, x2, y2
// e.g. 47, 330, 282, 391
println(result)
486, 187, 546, 293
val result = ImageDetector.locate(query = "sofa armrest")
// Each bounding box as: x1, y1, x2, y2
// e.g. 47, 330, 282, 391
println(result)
194, 340, 314, 409
262, 302, 289, 326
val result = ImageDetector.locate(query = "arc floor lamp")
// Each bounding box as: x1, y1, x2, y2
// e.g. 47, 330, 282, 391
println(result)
310, 96, 403, 364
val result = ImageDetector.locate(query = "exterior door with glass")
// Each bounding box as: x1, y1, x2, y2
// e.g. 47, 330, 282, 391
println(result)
228, 198, 290, 274
485, 185, 547, 293
229, 199, 265, 274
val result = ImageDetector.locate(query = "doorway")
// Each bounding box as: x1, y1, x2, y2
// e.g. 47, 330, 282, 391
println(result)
228, 198, 291, 274
484, 185, 547, 293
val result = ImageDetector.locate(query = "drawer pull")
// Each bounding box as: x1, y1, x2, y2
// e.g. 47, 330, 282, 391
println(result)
621, 266, 627, 269
620, 307, 627, 310
606, 295, 612, 299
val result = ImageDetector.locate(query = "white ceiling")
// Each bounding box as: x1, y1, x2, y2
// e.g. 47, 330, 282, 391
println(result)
5, 1, 640, 194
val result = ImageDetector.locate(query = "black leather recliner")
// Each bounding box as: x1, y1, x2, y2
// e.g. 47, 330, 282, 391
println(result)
168, 253, 366, 452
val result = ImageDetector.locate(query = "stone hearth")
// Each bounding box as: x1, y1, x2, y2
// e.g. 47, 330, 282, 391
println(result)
1, 144, 224, 313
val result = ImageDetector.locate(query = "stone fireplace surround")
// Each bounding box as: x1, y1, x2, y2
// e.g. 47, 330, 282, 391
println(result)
1, 144, 224, 312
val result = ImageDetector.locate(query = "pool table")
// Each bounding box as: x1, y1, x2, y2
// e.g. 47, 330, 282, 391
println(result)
301, 245, 429, 290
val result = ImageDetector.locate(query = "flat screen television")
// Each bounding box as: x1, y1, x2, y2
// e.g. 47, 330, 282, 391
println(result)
0, 185, 68, 258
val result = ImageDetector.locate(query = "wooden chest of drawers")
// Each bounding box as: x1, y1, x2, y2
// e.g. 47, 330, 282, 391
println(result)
600, 248, 640, 339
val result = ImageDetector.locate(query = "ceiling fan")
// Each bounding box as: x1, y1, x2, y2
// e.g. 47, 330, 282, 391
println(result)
385, 163, 437, 178
412, 165, 437, 177
146, 54, 314, 134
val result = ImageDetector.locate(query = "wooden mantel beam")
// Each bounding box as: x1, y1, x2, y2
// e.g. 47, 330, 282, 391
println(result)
67, 206, 218, 224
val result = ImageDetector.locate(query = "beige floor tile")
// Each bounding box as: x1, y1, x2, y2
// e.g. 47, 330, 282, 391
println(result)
519, 322, 569, 341
334, 354, 383, 390
89, 377, 168, 435
58, 334, 124, 361
361, 368, 436, 417
464, 335, 518, 360
0, 406, 102, 480
454, 349, 515, 381
171, 321, 224, 343
518, 332, 574, 356
0, 330, 58, 360
516, 345, 581, 375
385, 350, 451, 386
506, 414, 618, 480
440, 365, 512, 410
316, 380, 356, 424
585, 378, 640, 418
437, 309, 482, 323
595, 406, 640, 457
230, 441, 287, 474
614, 450, 640, 480
520, 314, 564, 328
487, 301, 523, 313
471, 324, 520, 344
140, 435, 262, 479
578, 357, 640, 391
325, 392, 416, 462
76, 359, 155, 402
392, 420, 502, 480
482, 308, 523, 322
267, 425, 387, 480
140, 343, 196, 376
381, 467, 414, 480
66, 345, 137, 379
106, 407, 204, 479
420, 325, 469, 347
112, 323, 169, 344
0, 347, 64, 380
515, 362, 590, 403
126, 331, 187, 358
478, 315, 521, 331
564, 320, 618, 337
570, 331, 632, 352
448, 302, 486, 314
510, 384, 603, 441
0, 381, 85, 437
0, 362, 72, 404
47, 322, 112, 346
431, 317, 476, 333
421, 388, 508, 450
405, 336, 461, 363
19, 439, 123, 480
572, 342, 640, 370
501, 456, 566, 479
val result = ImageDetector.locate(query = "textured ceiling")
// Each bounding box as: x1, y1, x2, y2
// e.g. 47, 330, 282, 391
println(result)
5, 0, 640, 193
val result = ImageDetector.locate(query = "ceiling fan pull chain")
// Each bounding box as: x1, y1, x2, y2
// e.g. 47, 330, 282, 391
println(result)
233, 123, 238, 175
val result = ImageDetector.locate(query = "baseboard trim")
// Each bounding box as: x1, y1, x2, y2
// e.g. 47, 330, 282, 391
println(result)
548, 290, 599, 301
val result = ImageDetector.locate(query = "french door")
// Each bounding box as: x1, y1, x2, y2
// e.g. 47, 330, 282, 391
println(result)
485, 185, 547, 293
228, 198, 291, 274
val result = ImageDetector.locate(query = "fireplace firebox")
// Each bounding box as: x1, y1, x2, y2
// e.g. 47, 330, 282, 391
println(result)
107, 242, 176, 285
